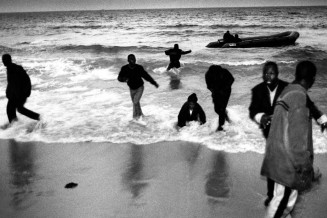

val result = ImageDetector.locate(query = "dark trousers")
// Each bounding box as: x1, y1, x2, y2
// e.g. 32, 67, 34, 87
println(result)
167, 61, 181, 71
212, 88, 231, 127
267, 178, 275, 200
7, 98, 40, 123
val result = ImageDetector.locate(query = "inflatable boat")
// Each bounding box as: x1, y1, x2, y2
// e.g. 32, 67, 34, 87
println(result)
206, 31, 300, 48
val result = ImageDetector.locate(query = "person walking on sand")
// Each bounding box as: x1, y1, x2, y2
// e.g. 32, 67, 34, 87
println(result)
2, 54, 40, 124
249, 61, 327, 207
177, 93, 206, 128
165, 44, 191, 71
261, 61, 321, 218
118, 54, 159, 122
205, 65, 234, 131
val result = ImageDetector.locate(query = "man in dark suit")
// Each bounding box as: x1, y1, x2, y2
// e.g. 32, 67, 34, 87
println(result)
249, 61, 327, 206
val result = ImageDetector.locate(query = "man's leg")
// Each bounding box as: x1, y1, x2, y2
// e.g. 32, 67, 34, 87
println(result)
7, 99, 18, 123
265, 182, 298, 218
265, 178, 275, 206
17, 99, 40, 121
130, 86, 144, 119
130, 89, 137, 119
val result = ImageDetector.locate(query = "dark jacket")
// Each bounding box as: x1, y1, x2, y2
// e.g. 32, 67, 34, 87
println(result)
178, 102, 206, 127
205, 67, 234, 96
118, 64, 157, 90
165, 48, 191, 63
261, 84, 314, 191
6, 63, 31, 101
249, 79, 322, 138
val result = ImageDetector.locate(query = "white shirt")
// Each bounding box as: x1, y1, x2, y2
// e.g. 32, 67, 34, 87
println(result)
254, 85, 327, 125
254, 85, 278, 124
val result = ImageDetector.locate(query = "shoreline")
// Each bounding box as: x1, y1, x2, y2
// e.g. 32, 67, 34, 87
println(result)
0, 139, 327, 218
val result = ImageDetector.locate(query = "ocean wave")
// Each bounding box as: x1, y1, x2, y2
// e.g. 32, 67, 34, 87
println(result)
58, 44, 167, 54
50, 24, 112, 30
0, 45, 15, 53
275, 46, 327, 61
0, 105, 326, 154
160, 24, 199, 28
209, 24, 287, 29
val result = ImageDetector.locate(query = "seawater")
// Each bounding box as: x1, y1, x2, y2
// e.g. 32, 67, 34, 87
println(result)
0, 7, 326, 153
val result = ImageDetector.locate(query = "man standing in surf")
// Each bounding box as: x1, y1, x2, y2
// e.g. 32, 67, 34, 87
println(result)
165, 44, 191, 71
118, 54, 159, 123
261, 61, 322, 218
249, 61, 327, 207
205, 65, 234, 131
2, 54, 40, 125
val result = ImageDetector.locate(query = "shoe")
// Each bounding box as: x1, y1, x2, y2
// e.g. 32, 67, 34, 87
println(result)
216, 126, 224, 131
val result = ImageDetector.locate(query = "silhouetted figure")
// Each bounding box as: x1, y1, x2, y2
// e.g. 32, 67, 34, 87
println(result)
249, 61, 326, 207
165, 44, 191, 71
234, 34, 242, 42
177, 93, 206, 128
205, 65, 234, 131
118, 54, 159, 121
223, 31, 235, 43
2, 54, 40, 124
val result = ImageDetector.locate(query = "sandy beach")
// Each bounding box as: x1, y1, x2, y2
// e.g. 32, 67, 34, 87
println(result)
0, 139, 326, 218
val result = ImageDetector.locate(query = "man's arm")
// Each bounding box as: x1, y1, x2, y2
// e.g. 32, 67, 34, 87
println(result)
181, 50, 191, 55
307, 95, 327, 132
224, 69, 234, 87
117, 66, 128, 82
288, 91, 313, 171
177, 103, 188, 127
197, 104, 206, 124
140, 66, 159, 88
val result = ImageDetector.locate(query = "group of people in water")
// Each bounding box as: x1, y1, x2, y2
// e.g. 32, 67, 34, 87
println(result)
115, 48, 327, 217
2, 43, 327, 217
116, 44, 234, 131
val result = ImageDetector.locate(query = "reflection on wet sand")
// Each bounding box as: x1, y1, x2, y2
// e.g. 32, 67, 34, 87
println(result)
122, 144, 148, 199
167, 69, 181, 90
9, 140, 36, 209
205, 151, 231, 202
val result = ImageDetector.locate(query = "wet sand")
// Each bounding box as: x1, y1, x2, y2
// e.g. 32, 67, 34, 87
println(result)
0, 139, 327, 218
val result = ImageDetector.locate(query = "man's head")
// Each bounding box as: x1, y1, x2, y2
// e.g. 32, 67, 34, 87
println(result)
127, 54, 136, 68
187, 93, 198, 110
262, 61, 279, 87
295, 60, 316, 90
2, 54, 12, 67
174, 44, 179, 50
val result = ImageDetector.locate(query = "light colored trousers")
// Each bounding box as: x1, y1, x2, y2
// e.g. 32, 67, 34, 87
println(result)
130, 85, 144, 119
265, 182, 298, 218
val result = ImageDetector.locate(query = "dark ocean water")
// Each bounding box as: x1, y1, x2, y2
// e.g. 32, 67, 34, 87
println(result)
0, 7, 326, 152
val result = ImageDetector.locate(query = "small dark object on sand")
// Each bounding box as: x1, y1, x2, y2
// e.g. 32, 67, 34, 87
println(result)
65, 182, 78, 189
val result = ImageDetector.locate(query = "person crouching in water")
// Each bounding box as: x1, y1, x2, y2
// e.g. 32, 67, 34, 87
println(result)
118, 54, 159, 122
177, 93, 206, 128
205, 65, 234, 131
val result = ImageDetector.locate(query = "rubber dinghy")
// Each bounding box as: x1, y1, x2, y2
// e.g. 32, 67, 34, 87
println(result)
206, 31, 300, 48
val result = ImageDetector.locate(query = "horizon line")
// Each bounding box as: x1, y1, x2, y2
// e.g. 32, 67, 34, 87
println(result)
1, 5, 326, 14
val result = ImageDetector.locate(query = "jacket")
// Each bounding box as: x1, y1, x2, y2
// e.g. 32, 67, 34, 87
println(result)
260, 84, 314, 191
177, 102, 206, 127
118, 64, 157, 90
6, 63, 31, 101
